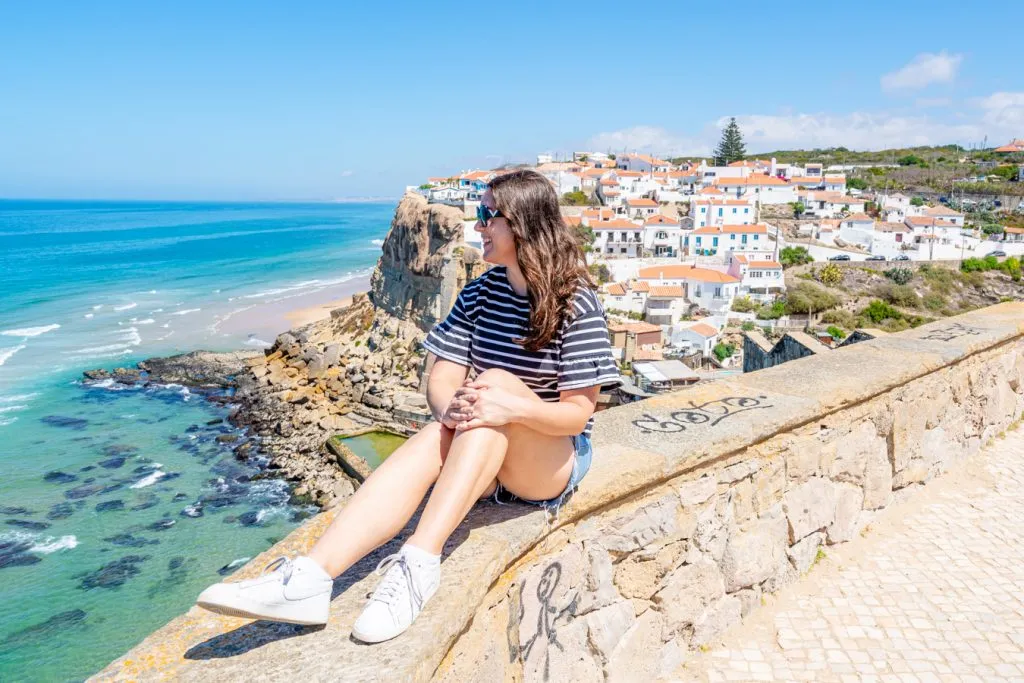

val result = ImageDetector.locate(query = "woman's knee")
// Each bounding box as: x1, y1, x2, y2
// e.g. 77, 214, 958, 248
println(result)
476, 367, 521, 388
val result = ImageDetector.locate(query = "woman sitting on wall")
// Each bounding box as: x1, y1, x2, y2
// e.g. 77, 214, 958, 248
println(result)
196, 169, 620, 643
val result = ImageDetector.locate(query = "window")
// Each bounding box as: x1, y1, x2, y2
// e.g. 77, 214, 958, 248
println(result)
732, 208, 737, 214
744, 208, 749, 214
712, 237, 719, 247
730, 233, 736, 240
695, 237, 702, 245
741, 235, 748, 244
714, 287, 721, 297
753, 234, 759, 240
620, 247, 627, 254
718, 208, 723, 217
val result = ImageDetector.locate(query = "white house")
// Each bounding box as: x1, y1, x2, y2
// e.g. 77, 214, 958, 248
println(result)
617, 153, 673, 174
923, 205, 965, 227
625, 197, 659, 219
643, 285, 688, 325
603, 280, 649, 316
837, 213, 876, 247
800, 191, 866, 218
638, 264, 742, 315
726, 254, 785, 301
592, 219, 644, 257
643, 214, 684, 257
671, 322, 720, 357
689, 197, 756, 227
870, 222, 913, 258
823, 175, 847, 192
716, 174, 796, 205
685, 223, 770, 256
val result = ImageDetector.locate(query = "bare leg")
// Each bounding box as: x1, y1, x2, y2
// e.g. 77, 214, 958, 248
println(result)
407, 369, 575, 555
307, 422, 453, 577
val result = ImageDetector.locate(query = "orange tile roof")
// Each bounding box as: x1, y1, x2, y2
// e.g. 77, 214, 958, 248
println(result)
649, 285, 685, 297
461, 170, 493, 181
627, 198, 658, 207
692, 197, 753, 206
875, 222, 911, 233
563, 215, 582, 226
617, 170, 645, 177
1005, 226, 1024, 234
600, 178, 618, 185
691, 223, 768, 235
630, 280, 651, 292
716, 174, 789, 187
994, 139, 1024, 153
583, 208, 613, 218
688, 323, 720, 337
638, 264, 741, 284
844, 213, 873, 221
733, 254, 749, 264
699, 186, 723, 195
906, 216, 940, 227
790, 176, 823, 184
605, 283, 627, 296
824, 176, 847, 183
608, 321, 662, 334
924, 205, 963, 217
747, 261, 783, 269
592, 219, 642, 230
603, 190, 621, 195
645, 214, 678, 225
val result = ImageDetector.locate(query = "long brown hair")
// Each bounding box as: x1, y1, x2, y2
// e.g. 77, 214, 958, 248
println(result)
488, 169, 596, 352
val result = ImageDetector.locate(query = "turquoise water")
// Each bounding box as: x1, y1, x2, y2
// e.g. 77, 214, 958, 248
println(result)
0, 200, 392, 681
339, 431, 408, 469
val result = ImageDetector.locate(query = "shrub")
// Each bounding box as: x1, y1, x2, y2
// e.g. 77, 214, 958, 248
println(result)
731, 296, 757, 313
910, 197, 925, 207
713, 342, 735, 361
826, 325, 847, 340
821, 309, 857, 329
785, 282, 841, 314
741, 321, 756, 331
588, 262, 612, 284
884, 266, 914, 285
847, 178, 868, 190
779, 246, 813, 268
816, 263, 843, 287
876, 283, 920, 308
922, 292, 947, 312
756, 300, 786, 320
862, 299, 901, 324
561, 190, 589, 206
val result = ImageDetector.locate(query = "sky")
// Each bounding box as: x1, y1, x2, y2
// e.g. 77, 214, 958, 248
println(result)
1, 1, 1022, 201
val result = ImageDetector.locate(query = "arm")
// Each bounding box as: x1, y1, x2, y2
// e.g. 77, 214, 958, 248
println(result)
451, 381, 600, 437
515, 386, 600, 437
425, 354, 471, 427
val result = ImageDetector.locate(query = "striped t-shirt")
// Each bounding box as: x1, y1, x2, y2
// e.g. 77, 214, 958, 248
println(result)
422, 266, 620, 438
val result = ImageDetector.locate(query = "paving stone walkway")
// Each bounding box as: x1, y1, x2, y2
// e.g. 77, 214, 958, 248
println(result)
681, 425, 1024, 683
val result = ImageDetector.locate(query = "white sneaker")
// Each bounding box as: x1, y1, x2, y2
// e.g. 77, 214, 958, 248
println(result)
196, 556, 332, 626
351, 544, 440, 643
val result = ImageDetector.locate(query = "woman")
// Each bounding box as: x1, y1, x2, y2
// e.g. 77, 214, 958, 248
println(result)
196, 169, 620, 643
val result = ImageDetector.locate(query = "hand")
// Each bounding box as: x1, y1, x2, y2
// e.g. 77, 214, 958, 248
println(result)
449, 379, 525, 432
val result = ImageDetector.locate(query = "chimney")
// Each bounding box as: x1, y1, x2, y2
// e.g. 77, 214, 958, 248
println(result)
770, 157, 777, 177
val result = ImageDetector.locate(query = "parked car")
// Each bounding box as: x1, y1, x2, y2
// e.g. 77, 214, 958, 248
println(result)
987, 250, 1007, 257
828, 254, 851, 261
894, 254, 911, 261
865, 255, 886, 261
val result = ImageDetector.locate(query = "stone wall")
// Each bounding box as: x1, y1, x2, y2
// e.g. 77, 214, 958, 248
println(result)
743, 329, 830, 373
94, 305, 1024, 682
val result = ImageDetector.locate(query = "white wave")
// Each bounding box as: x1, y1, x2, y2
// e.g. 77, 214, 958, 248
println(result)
92, 305, 103, 311
84, 313, 94, 319
31, 535, 79, 554
0, 344, 26, 367
0, 392, 38, 403
370, 238, 384, 246
118, 327, 142, 346
161, 323, 170, 328
0, 417, 18, 427
113, 302, 138, 312
130, 469, 166, 489
221, 557, 251, 572
0, 405, 27, 414
65, 343, 129, 355
148, 290, 157, 294
243, 337, 273, 348
149, 308, 164, 314
2, 324, 60, 338
69, 349, 133, 362
241, 279, 323, 300
171, 308, 201, 316
135, 318, 156, 325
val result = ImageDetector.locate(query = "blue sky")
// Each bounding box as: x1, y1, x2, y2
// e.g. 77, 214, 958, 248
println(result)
1, 1, 1022, 200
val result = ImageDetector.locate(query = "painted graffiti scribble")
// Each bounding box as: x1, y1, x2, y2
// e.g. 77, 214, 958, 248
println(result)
921, 322, 983, 342
507, 562, 578, 680
631, 395, 772, 434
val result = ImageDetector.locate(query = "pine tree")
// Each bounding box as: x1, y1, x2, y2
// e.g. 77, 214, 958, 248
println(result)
714, 117, 747, 165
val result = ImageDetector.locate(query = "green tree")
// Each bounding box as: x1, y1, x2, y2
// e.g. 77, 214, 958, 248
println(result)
780, 246, 813, 268
588, 262, 612, 284
826, 325, 847, 340
714, 117, 747, 165
574, 224, 596, 252
418, 183, 432, 190
789, 201, 806, 219
561, 190, 589, 206
898, 154, 925, 166
816, 263, 843, 286
862, 299, 901, 323
731, 296, 758, 313
713, 342, 735, 361
910, 197, 925, 207
847, 178, 868, 190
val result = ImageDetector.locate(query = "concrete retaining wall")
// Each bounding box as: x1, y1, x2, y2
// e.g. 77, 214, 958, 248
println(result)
94, 304, 1024, 682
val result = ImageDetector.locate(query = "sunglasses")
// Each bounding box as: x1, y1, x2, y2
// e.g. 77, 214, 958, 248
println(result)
476, 204, 503, 227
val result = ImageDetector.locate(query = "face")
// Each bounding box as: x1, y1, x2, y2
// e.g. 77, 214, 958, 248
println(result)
476, 189, 517, 266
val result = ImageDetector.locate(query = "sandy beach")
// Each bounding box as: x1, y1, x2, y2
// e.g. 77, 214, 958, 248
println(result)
214, 273, 373, 345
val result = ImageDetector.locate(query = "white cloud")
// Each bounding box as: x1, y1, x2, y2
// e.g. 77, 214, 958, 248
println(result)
341, 170, 354, 177
586, 125, 712, 157
977, 91, 1024, 130
881, 51, 962, 92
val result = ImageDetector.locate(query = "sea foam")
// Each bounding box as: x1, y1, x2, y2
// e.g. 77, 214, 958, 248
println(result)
2, 324, 60, 338
0, 344, 26, 367
113, 302, 138, 312
130, 470, 166, 489
31, 535, 79, 554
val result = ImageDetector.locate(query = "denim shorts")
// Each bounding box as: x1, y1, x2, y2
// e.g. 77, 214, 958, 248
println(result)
491, 433, 593, 522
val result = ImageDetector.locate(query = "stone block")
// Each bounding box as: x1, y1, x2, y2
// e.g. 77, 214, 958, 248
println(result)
787, 530, 824, 574
718, 457, 762, 484
734, 586, 763, 618
827, 484, 864, 544
863, 438, 893, 509
752, 458, 785, 514
783, 477, 836, 542
786, 442, 820, 482
693, 504, 728, 561
652, 561, 724, 629
830, 421, 883, 485
600, 494, 679, 553
691, 595, 742, 647
676, 475, 716, 507
606, 609, 665, 682
585, 600, 635, 663
576, 544, 619, 615
721, 513, 786, 592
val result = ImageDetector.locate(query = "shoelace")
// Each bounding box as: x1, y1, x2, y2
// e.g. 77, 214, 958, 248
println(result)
370, 553, 424, 620
262, 556, 294, 584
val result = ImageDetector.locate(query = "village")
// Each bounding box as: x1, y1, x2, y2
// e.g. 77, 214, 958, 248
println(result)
408, 134, 1024, 400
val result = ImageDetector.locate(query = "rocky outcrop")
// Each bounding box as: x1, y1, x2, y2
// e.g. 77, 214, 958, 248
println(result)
371, 192, 485, 333
85, 193, 486, 509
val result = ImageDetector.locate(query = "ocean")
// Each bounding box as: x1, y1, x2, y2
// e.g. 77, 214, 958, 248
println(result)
0, 200, 393, 681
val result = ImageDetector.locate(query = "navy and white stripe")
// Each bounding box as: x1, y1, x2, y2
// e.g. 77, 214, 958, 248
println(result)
423, 266, 621, 438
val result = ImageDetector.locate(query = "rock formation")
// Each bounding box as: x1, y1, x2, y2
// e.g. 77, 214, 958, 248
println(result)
88, 192, 486, 508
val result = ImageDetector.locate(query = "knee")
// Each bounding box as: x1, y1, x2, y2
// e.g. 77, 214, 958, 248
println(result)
475, 367, 521, 389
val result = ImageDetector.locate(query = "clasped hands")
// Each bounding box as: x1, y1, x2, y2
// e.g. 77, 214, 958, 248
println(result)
440, 378, 524, 432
